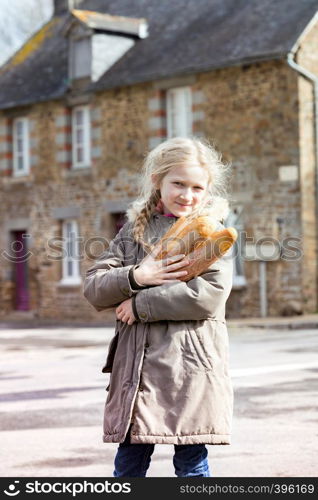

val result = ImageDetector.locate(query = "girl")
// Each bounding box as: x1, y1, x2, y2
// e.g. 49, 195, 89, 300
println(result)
83, 137, 234, 477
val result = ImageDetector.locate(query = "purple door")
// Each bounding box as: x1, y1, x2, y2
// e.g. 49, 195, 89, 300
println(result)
12, 230, 29, 311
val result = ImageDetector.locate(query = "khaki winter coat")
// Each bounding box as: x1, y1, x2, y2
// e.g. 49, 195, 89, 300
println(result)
83, 197, 234, 445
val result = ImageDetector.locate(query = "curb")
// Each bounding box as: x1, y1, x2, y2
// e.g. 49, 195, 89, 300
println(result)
227, 315, 318, 330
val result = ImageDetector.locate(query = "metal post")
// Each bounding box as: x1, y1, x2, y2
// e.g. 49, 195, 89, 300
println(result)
259, 261, 267, 317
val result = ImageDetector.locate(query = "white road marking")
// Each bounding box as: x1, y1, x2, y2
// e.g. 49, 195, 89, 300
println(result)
230, 361, 318, 377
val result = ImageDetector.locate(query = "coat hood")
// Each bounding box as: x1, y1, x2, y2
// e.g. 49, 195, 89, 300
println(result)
126, 195, 230, 224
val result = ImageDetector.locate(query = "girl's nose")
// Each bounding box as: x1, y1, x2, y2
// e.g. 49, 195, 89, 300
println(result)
180, 188, 192, 201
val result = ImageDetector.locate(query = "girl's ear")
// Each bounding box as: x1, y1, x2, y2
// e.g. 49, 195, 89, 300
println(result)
151, 174, 159, 188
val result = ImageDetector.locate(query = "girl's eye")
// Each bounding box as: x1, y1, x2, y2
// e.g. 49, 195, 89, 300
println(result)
173, 182, 204, 190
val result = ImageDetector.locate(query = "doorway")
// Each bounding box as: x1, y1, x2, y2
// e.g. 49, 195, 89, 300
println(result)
11, 230, 30, 311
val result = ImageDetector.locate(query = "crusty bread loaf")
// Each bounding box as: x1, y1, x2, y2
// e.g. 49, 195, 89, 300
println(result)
154, 215, 237, 281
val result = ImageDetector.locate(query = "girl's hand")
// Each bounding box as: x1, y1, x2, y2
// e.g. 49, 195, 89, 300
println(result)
116, 298, 136, 325
134, 246, 190, 286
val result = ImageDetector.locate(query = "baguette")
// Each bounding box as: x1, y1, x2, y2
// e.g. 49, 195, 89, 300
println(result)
154, 215, 237, 281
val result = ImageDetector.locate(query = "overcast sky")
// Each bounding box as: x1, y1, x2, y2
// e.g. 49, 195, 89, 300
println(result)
0, 0, 53, 65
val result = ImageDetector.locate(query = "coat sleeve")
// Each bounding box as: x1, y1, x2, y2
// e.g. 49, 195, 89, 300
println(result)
83, 223, 145, 312
133, 250, 234, 322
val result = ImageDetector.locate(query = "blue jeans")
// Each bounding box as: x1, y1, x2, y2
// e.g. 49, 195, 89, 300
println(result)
113, 425, 211, 477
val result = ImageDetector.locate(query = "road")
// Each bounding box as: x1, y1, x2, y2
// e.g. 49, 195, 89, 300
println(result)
0, 322, 317, 477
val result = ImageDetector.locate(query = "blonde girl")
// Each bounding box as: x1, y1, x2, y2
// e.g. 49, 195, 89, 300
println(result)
84, 137, 234, 477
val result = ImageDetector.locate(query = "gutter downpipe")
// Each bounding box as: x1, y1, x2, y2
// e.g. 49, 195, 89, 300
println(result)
287, 51, 318, 311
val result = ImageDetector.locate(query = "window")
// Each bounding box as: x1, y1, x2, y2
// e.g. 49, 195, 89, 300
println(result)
72, 105, 91, 168
225, 207, 246, 288
12, 117, 30, 176
61, 220, 81, 285
70, 37, 91, 80
166, 86, 192, 138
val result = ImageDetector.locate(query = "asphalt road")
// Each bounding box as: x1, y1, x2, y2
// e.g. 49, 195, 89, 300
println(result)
0, 323, 317, 477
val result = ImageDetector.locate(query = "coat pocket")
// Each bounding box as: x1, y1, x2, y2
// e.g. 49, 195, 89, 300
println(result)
195, 321, 217, 368
102, 329, 119, 374
185, 325, 213, 372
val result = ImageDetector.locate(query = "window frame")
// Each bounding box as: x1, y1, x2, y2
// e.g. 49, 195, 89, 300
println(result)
70, 36, 91, 80
225, 207, 247, 289
166, 86, 192, 138
12, 117, 30, 177
71, 105, 91, 169
60, 219, 82, 286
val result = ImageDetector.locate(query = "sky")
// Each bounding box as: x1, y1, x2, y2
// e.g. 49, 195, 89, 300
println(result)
0, 0, 53, 65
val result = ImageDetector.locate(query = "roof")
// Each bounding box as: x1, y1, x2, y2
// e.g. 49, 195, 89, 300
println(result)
0, 0, 317, 110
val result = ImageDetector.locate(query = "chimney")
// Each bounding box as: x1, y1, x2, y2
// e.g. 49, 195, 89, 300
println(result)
54, 0, 81, 15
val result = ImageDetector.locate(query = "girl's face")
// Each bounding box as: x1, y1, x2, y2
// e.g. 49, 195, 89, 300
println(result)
155, 165, 209, 216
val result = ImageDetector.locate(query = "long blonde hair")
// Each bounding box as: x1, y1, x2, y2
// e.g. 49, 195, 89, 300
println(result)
126, 136, 231, 252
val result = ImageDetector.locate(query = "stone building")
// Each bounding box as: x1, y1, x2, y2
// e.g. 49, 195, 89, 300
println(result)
0, 0, 317, 321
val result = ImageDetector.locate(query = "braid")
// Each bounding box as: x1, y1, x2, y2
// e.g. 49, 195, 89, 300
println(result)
132, 189, 161, 254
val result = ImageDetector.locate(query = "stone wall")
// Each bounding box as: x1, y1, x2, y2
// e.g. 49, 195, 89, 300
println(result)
296, 17, 318, 314
193, 60, 302, 317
